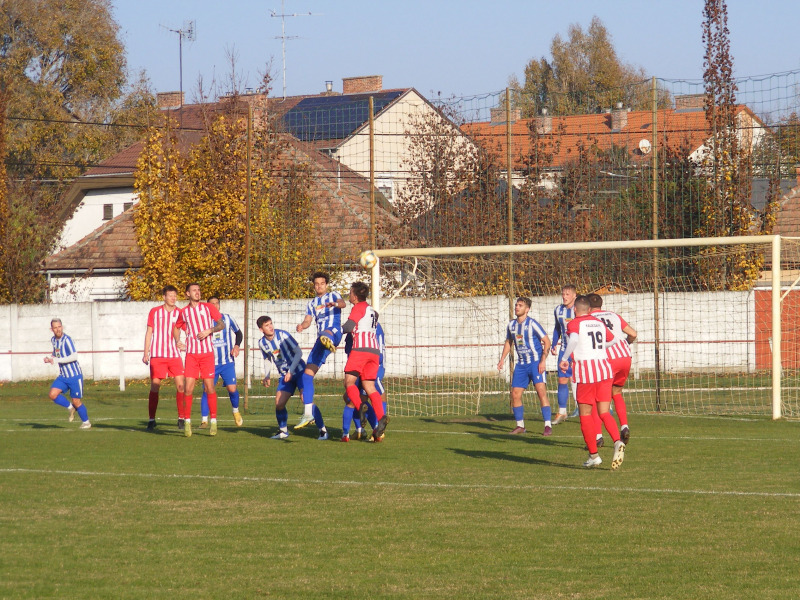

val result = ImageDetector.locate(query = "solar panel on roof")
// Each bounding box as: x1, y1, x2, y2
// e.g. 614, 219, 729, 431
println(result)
282, 90, 405, 142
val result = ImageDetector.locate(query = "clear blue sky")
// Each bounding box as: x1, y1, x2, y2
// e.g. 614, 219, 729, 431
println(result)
111, 0, 800, 101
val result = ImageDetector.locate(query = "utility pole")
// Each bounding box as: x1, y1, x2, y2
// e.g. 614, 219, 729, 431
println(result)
270, 1, 318, 99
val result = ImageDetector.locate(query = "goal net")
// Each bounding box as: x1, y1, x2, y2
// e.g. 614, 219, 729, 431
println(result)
367, 236, 800, 419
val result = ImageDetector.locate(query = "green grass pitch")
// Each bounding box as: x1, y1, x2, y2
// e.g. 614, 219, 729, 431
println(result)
1, 380, 799, 599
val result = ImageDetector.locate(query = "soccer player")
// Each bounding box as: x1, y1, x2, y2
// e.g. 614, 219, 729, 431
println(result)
258, 315, 329, 440
551, 284, 577, 425
559, 295, 625, 469
340, 322, 385, 442
142, 285, 186, 431
173, 283, 224, 438
44, 318, 91, 429
295, 272, 346, 430
587, 293, 637, 444
497, 297, 553, 435
342, 281, 388, 439
199, 296, 244, 429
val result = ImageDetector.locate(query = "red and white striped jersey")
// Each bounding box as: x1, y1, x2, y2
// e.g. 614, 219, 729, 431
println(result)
591, 309, 632, 359
175, 302, 222, 355
565, 314, 614, 383
345, 301, 380, 354
147, 305, 182, 358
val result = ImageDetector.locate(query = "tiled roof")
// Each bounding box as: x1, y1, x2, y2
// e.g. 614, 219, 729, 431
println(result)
461, 106, 759, 170
44, 208, 141, 272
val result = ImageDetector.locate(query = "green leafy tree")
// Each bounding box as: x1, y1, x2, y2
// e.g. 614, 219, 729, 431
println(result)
0, 0, 156, 303
512, 17, 669, 117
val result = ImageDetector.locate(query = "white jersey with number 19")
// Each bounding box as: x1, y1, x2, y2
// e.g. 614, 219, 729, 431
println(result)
565, 314, 614, 383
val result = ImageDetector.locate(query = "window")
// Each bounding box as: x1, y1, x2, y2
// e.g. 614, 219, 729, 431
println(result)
103, 204, 113, 220
123, 202, 133, 211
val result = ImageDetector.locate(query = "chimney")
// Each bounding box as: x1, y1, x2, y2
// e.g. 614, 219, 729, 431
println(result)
611, 102, 627, 131
675, 94, 705, 111
342, 75, 383, 94
157, 91, 184, 109
490, 106, 521, 124
534, 107, 552, 134
325, 80, 333, 92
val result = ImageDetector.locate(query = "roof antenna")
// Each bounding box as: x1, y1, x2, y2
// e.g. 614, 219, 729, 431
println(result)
270, 1, 320, 99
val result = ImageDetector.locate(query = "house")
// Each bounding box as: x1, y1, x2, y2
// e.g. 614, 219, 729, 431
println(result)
42, 89, 401, 302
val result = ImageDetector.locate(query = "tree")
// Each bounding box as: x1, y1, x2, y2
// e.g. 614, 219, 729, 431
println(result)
512, 16, 668, 117
0, 0, 157, 303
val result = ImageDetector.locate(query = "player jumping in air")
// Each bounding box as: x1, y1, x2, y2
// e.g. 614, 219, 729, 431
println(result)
199, 296, 244, 429
44, 318, 91, 429
497, 297, 553, 436
142, 285, 185, 431
173, 283, 224, 438
295, 272, 346, 430
258, 316, 328, 440
587, 293, 637, 445
342, 281, 388, 440
559, 295, 625, 469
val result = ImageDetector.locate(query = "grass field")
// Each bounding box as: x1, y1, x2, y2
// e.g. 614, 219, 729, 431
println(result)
2, 380, 800, 599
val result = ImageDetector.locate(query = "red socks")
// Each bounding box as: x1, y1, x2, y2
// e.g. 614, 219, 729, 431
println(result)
148, 390, 159, 419
207, 393, 218, 420
580, 414, 598, 453
345, 385, 362, 409
613, 393, 628, 428
369, 392, 384, 420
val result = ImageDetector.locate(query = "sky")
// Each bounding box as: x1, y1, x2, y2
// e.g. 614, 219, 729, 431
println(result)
112, 0, 800, 102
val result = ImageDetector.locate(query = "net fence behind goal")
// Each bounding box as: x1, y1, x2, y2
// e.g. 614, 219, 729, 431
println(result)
370, 236, 800, 419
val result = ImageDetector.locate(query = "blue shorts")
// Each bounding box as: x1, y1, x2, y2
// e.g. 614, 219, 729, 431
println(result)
214, 362, 237, 387
276, 372, 304, 396
557, 351, 573, 378
358, 365, 385, 396
306, 329, 343, 368
52, 375, 84, 399
511, 362, 545, 389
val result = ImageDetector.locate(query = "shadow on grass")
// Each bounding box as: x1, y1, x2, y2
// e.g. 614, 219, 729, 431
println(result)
18, 422, 62, 429
449, 447, 582, 469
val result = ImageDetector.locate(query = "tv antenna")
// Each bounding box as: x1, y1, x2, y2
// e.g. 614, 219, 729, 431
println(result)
270, 1, 319, 99
162, 20, 196, 127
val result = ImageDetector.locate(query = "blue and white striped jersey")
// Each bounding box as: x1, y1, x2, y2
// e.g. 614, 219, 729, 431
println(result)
305, 292, 342, 335
552, 304, 575, 355
259, 329, 305, 378
211, 313, 240, 366
506, 317, 547, 365
51, 334, 82, 378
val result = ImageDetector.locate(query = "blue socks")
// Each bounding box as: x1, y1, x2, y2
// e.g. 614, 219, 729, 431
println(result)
229, 390, 240, 409
302, 373, 315, 405
200, 393, 209, 419
342, 405, 354, 435
76, 404, 89, 422
512, 405, 524, 422
557, 383, 569, 410
53, 394, 71, 408
541, 405, 552, 422
312, 404, 325, 429
276, 408, 288, 430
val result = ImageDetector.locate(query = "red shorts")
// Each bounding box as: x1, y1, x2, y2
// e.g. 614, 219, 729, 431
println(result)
184, 352, 215, 380
609, 356, 632, 387
575, 378, 613, 405
150, 357, 184, 380
344, 351, 380, 381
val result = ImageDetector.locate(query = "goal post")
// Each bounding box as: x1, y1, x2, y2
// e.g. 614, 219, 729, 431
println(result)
364, 235, 800, 420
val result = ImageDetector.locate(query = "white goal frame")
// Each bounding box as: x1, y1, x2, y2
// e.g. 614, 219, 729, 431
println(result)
366, 235, 786, 419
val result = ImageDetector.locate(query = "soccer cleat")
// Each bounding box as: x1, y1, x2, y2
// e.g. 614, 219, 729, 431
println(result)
79, 421, 92, 430
198, 421, 209, 429
620, 426, 630, 445
294, 414, 315, 430
543, 425, 552, 437
209, 421, 217, 436
373, 415, 389, 439
354, 428, 363, 440
358, 402, 370, 428
583, 454, 602, 468
271, 430, 289, 440
146, 420, 156, 431
319, 334, 336, 353
341, 434, 350, 442
68, 405, 76, 422
184, 421, 192, 437
552, 413, 567, 425
509, 426, 526, 434
611, 440, 626, 470
596, 437, 605, 448
177, 418, 185, 431
318, 429, 329, 441
233, 412, 243, 427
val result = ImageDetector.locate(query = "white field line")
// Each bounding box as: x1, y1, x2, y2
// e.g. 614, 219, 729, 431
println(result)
1, 467, 798, 499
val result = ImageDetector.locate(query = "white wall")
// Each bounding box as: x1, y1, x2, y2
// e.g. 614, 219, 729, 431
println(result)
49, 274, 130, 303
57, 188, 136, 249
0, 290, 763, 383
